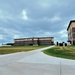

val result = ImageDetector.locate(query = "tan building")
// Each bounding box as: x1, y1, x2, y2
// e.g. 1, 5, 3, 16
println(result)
67, 20, 75, 45
14, 37, 54, 46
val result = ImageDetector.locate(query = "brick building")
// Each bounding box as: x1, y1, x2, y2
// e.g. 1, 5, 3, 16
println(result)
67, 20, 75, 45
14, 37, 54, 46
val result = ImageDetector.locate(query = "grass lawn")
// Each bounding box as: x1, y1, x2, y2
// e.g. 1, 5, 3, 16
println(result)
43, 46, 75, 60
0, 46, 46, 55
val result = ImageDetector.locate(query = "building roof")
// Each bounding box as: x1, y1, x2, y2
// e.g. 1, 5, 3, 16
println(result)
14, 37, 54, 40
67, 20, 75, 31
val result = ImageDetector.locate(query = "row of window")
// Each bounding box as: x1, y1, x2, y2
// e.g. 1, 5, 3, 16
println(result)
15, 38, 53, 41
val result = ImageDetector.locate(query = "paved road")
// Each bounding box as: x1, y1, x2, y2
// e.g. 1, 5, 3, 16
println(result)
0, 46, 75, 75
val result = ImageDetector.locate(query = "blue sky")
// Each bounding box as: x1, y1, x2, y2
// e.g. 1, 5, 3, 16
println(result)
0, 0, 75, 45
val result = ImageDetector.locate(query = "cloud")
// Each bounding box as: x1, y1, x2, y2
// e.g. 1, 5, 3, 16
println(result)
50, 15, 61, 22
0, 27, 22, 39
0, 10, 13, 20
0, 34, 3, 40
0, 0, 75, 45
21, 10, 28, 20
42, 15, 61, 23
38, 0, 51, 8
13, 34, 22, 39
58, 29, 67, 38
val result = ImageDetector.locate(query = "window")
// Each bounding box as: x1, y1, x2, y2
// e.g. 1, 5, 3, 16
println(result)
72, 28, 75, 32
73, 34, 75, 38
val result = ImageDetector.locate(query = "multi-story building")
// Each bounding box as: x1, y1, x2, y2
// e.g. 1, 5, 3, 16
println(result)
67, 20, 75, 45
14, 37, 54, 46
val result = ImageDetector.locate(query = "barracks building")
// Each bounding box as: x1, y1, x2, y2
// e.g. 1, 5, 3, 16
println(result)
14, 37, 54, 46
67, 20, 75, 45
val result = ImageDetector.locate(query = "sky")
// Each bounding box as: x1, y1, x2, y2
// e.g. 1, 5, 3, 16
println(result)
0, 0, 75, 45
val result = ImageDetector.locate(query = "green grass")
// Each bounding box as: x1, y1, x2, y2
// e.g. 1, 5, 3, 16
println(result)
0, 46, 46, 55
43, 46, 75, 60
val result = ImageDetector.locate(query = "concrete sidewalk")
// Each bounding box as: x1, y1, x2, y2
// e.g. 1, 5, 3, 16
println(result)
0, 46, 75, 75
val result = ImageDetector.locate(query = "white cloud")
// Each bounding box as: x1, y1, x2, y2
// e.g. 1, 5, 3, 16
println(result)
39, 2, 50, 8
21, 10, 28, 20
0, 10, 13, 20
13, 34, 22, 39
38, 0, 68, 9
0, 28, 22, 39
44, 32, 53, 36
54, 38, 62, 42
42, 15, 61, 22
59, 30, 65, 34
50, 15, 61, 22
0, 34, 3, 39
38, 0, 51, 8
58, 29, 67, 38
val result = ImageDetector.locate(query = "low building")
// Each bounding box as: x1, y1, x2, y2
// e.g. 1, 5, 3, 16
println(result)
67, 20, 75, 45
14, 37, 54, 46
